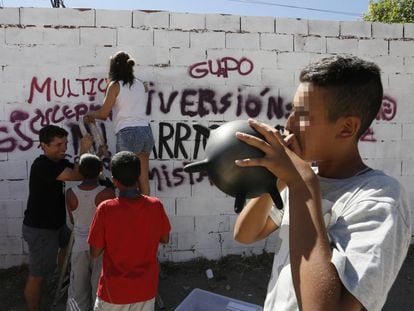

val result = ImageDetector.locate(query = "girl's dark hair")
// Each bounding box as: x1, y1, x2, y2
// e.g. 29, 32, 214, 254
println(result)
108, 51, 136, 87
300, 55, 383, 139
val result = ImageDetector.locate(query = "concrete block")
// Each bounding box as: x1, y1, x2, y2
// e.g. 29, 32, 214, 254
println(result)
276, 18, 307, 35
363, 55, 404, 74
0, 161, 27, 180
373, 22, 403, 38
169, 215, 195, 232
370, 123, 402, 141
261, 68, 296, 87
42, 28, 80, 45
6, 218, 23, 237
260, 33, 293, 52
358, 39, 388, 57
96, 9, 132, 27
389, 40, 414, 57
8, 180, 29, 200
21, 7, 94, 27
190, 180, 225, 198
130, 46, 169, 66
80, 27, 117, 46
190, 31, 225, 49
0, 237, 22, 254
0, 7, 20, 25
0, 27, 4, 44
404, 23, 414, 38
133, 10, 169, 29
170, 12, 205, 30
18, 45, 96, 67
0, 182, 9, 199
391, 92, 414, 122
226, 33, 259, 50
402, 123, 414, 140
176, 197, 233, 216
294, 35, 326, 53
169, 47, 206, 66
404, 56, 414, 72
194, 215, 230, 233
205, 14, 240, 32
241, 16, 274, 33
360, 140, 407, 159
154, 29, 190, 48
402, 159, 414, 176
0, 254, 27, 269
389, 73, 414, 89
340, 21, 371, 38
0, 200, 23, 218
5, 27, 44, 45
309, 19, 340, 37
0, 218, 7, 236
277, 52, 311, 70
327, 37, 358, 54
117, 28, 153, 47
149, 66, 188, 87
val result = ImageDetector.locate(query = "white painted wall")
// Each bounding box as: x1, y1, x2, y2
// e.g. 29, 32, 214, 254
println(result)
0, 7, 413, 268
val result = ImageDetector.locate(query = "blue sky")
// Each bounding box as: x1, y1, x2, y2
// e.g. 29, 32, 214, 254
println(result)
6, 0, 370, 21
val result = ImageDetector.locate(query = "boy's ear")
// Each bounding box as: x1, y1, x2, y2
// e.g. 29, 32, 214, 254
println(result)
336, 116, 361, 139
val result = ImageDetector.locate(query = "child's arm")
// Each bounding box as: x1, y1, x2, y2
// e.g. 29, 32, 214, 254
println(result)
160, 234, 169, 244
233, 193, 278, 244
90, 246, 104, 259
65, 188, 78, 224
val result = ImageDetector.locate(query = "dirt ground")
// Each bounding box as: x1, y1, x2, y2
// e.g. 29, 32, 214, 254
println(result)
1, 245, 413, 311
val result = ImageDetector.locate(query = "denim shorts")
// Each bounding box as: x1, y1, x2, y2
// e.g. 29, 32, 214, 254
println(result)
116, 126, 154, 154
22, 224, 71, 277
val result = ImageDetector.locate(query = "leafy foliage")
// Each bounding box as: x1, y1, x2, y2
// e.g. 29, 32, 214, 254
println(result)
363, 0, 414, 23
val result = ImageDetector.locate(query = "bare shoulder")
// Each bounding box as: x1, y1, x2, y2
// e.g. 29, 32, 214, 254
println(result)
95, 187, 116, 206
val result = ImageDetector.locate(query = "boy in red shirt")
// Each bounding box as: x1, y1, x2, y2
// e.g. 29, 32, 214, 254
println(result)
88, 151, 170, 310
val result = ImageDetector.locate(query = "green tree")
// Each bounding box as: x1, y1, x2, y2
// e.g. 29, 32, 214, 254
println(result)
363, 0, 414, 23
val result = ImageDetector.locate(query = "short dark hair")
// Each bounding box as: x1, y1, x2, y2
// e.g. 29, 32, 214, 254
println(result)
39, 125, 68, 144
108, 51, 136, 87
79, 153, 102, 179
111, 151, 140, 187
299, 55, 383, 138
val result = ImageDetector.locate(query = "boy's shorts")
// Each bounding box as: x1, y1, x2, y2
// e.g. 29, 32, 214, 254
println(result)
94, 297, 155, 311
116, 126, 154, 154
22, 224, 71, 277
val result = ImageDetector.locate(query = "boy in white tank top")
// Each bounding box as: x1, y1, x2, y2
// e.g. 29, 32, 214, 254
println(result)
66, 154, 115, 311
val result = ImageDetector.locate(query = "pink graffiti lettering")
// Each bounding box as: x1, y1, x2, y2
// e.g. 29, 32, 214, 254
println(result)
28, 77, 107, 104
0, 103, 103, 153
376, 95, 397, 121
188, 57, 254, 79
360, 127, 376, 142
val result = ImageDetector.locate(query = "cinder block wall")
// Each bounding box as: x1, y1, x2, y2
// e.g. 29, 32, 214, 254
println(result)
0, 7, 413, 268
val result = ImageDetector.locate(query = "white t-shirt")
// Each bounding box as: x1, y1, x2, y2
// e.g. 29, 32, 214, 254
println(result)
112, 79, 149, 133
265, 169, 411, 311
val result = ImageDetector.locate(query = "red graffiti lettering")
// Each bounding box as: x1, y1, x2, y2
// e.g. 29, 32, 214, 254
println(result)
360, 127, 376, 142
188, 57, 254, 79
28, 77, 107, 104
376, 95, 397, 121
